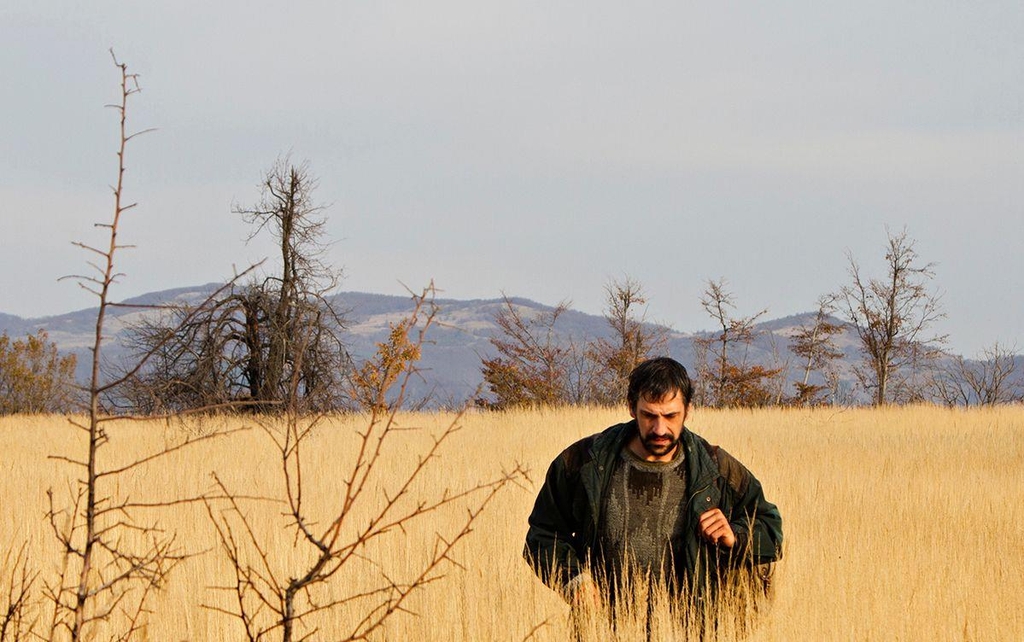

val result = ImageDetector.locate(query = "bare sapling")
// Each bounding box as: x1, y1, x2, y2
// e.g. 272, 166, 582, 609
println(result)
41, 51, 249, 642
204, 284, 528, 641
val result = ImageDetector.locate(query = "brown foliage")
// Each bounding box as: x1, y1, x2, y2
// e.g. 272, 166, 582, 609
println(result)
694, 278, 783, 408
0, 329, 77, 415
479, 297, 573, 408
348, 294, 426, 414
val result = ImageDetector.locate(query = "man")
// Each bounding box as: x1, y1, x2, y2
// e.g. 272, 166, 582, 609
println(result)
524, 357, 782, 620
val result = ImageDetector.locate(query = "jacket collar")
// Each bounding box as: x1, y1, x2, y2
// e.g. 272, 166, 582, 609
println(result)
682, 429, 719, 489
597, 420, 715, 482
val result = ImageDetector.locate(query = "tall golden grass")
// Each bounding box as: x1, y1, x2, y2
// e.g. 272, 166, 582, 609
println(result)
1, 405, 1022, 640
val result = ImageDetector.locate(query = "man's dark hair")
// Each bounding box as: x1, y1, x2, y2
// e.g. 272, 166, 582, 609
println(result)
627, 357, 694, 410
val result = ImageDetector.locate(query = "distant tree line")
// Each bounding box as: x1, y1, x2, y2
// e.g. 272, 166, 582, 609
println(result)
476, 229, 1023, 409
1, 208, 1021, 414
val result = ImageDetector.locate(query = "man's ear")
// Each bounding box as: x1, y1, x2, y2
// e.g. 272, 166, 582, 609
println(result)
628, 401, 636, 419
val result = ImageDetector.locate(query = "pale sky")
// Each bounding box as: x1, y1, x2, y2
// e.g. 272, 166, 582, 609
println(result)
2, 1, 1021, 356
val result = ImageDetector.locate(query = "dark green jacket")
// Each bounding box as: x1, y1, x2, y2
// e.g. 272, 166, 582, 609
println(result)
524, 420, 783, 596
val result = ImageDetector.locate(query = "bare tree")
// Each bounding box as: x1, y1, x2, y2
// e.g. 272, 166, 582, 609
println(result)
119, 159, 347, 414
478, 296, 574, 408
233, 158, 346, 410
789, 294, 846, 406
694, 279, 779, 407
587, 276, 667, 405
840, 228, 946, 405
204, 286, 527, 641
930, 342, 1022, 406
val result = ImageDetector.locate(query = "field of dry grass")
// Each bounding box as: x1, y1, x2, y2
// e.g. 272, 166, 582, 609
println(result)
1, 405, 1022, 641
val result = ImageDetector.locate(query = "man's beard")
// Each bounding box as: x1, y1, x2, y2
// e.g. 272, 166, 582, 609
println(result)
641, 433, 679, 457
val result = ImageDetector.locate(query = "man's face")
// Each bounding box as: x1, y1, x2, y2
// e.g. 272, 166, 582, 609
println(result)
628, 391, 688, 462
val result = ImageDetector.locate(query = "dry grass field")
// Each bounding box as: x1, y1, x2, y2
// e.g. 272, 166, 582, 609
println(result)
1, 405, 1022, 641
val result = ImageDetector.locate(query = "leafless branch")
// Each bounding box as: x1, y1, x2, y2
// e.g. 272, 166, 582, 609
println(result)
203, 285, 528, 641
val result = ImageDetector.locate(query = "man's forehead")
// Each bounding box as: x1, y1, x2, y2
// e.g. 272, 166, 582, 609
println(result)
639, 390, 684, 405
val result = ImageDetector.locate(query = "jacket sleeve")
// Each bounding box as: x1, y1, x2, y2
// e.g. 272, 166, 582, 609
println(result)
523, 452, 588, 591
717, 449, 783, 565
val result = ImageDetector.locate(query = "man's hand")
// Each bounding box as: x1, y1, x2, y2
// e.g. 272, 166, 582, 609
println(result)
698, 508, 737, 548
567, 573, 601, 608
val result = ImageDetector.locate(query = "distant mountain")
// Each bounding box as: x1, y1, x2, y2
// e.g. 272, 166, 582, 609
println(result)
0, 285, 875, 406
0, 313, 21, 332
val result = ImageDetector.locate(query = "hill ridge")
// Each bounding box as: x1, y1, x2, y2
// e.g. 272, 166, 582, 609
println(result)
0, 283, 876, 406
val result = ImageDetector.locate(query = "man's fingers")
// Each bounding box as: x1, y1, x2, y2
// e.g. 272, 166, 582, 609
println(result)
703, 521, 728, 541
698, 508, 736, 547
698, 509, 722, 539
699, 508, 725, 531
